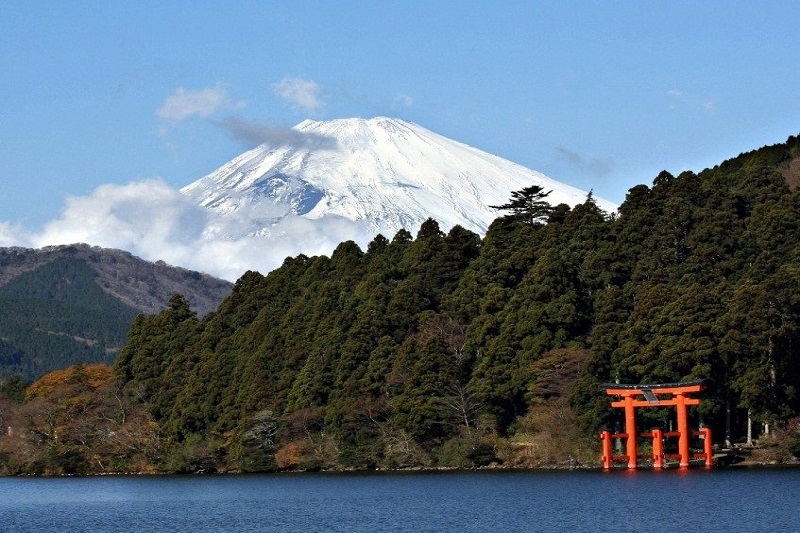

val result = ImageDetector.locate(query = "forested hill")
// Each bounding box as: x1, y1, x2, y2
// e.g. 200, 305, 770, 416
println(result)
100, 133, 800, 473
0, 244, 232, 380
3, 134, 800, 475
0, 244, 232, 315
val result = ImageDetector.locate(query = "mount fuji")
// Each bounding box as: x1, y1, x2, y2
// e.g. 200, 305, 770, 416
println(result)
181, 117, 616, 241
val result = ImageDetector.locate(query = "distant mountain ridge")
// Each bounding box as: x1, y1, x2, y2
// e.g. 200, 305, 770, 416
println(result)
181, 117, 616, 239
0, 244, 232, 315
0, 244, 233, 379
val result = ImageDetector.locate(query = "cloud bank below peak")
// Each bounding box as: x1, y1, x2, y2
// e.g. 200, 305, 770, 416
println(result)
8, 179, 373, 282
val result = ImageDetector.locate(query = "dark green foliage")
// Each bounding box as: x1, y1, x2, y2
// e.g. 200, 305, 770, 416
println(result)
0, 257, 140, 380
788, 430, 800, 459
0, 245, 232, 382
110, 134, 800, 470
0, 375, 27, 403
489, 185, 554, 225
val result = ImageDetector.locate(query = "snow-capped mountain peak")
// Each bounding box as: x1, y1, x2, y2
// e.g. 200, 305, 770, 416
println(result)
180, 117, 616, 239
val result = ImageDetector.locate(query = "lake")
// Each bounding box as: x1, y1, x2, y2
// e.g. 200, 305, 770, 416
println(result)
1, 468, 798, 532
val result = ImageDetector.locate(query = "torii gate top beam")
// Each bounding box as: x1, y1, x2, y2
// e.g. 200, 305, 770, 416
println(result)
601, 380, 704, 397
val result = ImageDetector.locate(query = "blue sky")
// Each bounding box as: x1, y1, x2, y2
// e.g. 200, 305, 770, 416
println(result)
1, 1, 799, 268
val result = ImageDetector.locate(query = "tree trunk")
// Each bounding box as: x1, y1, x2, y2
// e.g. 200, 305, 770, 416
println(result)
724, 397, 732, 448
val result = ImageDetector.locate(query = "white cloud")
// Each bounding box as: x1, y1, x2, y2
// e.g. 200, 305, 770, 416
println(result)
32, 179, 206, 254
24, 179, 373, 282
157, 85, 229, 122
392, 94, 414, 109
271, 77, 324, 112
0, 221, 29, 247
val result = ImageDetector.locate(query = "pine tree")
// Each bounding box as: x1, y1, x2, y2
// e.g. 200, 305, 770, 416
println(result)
490, 185, 554, 225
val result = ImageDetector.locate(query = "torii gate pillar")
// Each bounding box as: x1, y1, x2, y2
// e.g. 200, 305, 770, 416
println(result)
622, 394, 637, 469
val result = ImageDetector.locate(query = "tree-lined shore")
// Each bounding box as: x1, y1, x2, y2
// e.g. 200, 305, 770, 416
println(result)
2, 135, 800, 475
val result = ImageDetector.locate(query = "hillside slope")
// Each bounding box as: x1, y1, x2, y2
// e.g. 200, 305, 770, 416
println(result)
0, 244, 232, 379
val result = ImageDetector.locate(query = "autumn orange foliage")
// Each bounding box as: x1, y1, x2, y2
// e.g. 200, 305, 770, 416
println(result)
275, 440, 309, 469
25, 363, 113, 401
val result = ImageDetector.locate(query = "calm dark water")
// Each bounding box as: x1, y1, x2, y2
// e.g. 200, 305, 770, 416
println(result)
0, 468, 798, 532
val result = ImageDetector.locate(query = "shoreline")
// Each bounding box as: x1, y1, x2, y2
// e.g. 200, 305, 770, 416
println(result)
4, 457, 798, 478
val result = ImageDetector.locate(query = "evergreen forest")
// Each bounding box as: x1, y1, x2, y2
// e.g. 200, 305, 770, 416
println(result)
0, 257, 139, 379
0, 245, 233, 381
2, 135, 800, 474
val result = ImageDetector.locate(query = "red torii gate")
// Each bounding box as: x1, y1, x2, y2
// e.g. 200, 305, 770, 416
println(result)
600, 380, 713, 469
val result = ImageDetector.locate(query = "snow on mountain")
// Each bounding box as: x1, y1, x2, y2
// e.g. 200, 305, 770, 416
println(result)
181, 117, 616, 241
